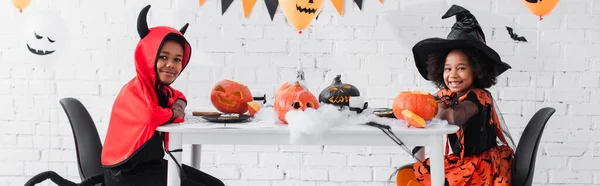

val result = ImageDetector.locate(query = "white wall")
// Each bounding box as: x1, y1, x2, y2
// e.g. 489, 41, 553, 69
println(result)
0, 0, 596, 185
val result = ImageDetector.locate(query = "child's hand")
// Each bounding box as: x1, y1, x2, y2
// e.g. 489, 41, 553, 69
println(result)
438, 100, 449, 109
172, 100, 187, 118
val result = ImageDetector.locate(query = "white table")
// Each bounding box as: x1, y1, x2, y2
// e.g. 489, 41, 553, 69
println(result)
157, 117, 458, 186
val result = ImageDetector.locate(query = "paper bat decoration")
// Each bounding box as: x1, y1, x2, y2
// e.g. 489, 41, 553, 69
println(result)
506, 26, 528, 42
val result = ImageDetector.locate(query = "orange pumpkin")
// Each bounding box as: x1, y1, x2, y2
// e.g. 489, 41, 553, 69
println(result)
210, 80, 253, 114
273, 81, 319, 124
392, 91, 438, 121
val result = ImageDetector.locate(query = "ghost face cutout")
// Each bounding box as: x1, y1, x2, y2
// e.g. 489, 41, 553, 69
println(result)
279, 0, 324, 32
22, 11, 67, 68
27, 32, 56, 55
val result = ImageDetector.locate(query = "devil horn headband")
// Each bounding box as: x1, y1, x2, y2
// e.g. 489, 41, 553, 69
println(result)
137, 5, 189, 38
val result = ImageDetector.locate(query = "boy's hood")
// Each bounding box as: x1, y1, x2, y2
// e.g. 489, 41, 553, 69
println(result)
134, 5, 191, 88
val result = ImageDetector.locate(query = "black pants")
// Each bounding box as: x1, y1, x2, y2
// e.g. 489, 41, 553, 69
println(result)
104, 159, 224, 186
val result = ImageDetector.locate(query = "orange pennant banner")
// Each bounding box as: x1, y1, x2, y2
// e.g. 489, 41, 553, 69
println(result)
199, 0, 205, 6
379, 0, 383, 4
242, 0, 257, 18
331, 0, 344, 16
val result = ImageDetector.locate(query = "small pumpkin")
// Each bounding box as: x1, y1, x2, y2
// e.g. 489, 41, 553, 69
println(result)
210, 80, 252, 114
392, 91, 438, 122
274, 81, 319, 124
318, 74, 360, 108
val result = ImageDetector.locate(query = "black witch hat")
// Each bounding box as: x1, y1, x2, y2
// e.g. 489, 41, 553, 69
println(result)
412, 5, 511, 80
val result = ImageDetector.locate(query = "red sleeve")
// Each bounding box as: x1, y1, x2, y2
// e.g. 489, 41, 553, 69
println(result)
172, 88, 187, 104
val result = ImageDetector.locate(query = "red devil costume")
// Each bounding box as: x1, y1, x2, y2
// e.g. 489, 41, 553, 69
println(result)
101, 5, 224, 186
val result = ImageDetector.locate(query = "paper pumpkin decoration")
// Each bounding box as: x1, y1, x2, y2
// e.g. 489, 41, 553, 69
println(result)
392, 91, 438, 122
12, 0, 31, 13
22, 11, 68, 68
279, 0, 324, 33
210, 80, 253, 114
521, 0, 560, 20
318, 75, 360, 108
274, 81, 319, 124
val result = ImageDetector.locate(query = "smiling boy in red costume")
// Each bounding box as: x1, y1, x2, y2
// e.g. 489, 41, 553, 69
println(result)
101, 5, 224, 186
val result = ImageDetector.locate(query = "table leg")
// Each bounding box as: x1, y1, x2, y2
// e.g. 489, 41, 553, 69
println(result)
429, 134, 445, 186
167, 132, 182, 186
191, 144, 202, 169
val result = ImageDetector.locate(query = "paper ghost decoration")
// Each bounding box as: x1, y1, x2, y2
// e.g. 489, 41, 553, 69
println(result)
22, 11, 68, 68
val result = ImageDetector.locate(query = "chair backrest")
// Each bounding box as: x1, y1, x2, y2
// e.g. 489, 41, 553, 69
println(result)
59, 97, 104, 180
512, 107, 555, 186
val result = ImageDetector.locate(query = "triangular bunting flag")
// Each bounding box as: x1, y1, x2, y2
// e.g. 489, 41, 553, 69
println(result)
242, 0, 257, 18
379, 0, 383, 4
331, 0, 344, 16
199, 0, 206, 6
222, 0, 234, 15
264, 0, 278, 21
353, 0, 362, 10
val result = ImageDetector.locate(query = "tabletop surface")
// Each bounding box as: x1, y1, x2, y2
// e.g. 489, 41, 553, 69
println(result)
156, 115, 459, 135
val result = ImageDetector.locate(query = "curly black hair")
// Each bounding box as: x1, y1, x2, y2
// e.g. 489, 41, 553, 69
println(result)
426, 47, 498, 89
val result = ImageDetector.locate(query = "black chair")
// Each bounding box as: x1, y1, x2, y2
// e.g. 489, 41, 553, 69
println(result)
512, 107, 555, 186
25, 97, 104, 186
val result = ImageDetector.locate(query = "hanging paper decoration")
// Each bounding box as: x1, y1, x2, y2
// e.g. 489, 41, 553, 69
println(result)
279, 0, 325, 34
264, 0, 279, 20
521, 0, 560, 20
222, 0, 234, 14
22, 10, 68, 68
242, 0, 257, 18
199, 0, 206, 6
331, 0, 344, 16
12, 0, 32, 13
354, 0, 362, 10
379, 0, 382, 4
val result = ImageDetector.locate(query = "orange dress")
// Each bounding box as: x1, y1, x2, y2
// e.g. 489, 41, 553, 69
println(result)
412, 88, 514, 186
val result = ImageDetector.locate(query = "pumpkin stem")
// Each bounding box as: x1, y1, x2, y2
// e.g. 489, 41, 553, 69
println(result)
333, 74, 342, 84
293, 81, 301, 86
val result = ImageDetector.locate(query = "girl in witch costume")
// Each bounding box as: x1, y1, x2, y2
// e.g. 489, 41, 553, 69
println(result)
395, 5, 517, 186
101, 5, 224, 186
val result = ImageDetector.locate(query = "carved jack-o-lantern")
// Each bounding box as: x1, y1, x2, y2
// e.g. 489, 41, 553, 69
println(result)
279, 0, 324, 32
318, 75, 360, 108
274, 81, 319, 124
210, 80, 253, 114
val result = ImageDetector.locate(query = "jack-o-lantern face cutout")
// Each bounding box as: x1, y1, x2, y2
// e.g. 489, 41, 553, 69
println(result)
521, 0, 560, 19
318, 75, 360, 107
279, 0, 324, 32
210, 80, 253, 114
274, 81, 319, 124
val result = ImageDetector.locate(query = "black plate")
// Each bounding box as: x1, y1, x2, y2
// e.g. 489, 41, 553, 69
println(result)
201, 113, 251, 123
